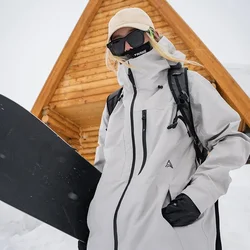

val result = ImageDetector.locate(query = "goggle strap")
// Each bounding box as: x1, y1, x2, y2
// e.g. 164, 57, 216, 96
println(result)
148, 28, 154, 39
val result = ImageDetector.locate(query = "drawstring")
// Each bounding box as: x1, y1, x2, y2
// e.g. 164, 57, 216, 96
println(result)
167, 111, 188, 131
167, 91, 190, 135
167, 106, 179, 129
167, 103, 188, 131
117, 94, 123, 101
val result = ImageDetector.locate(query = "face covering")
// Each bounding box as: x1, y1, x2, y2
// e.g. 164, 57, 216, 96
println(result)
117, 35, 186, 93
120, 41, 153, 60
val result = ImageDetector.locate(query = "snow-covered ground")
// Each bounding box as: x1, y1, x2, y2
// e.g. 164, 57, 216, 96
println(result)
220, 165, 250, 250
0, 203, 76, 250
0, 65, 249, 250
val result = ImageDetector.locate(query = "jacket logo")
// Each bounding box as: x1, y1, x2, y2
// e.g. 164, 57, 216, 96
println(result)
165, 160, 173, 168
134, 50, 146, 56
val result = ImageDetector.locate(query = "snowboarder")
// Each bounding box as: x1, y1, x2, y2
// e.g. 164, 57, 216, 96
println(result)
78, 7, 250, 250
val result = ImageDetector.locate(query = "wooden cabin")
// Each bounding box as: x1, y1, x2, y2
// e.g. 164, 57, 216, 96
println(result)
31, 0, 250, 165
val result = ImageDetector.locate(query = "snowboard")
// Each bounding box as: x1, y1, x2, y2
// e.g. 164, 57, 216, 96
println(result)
0, 94, 101, 243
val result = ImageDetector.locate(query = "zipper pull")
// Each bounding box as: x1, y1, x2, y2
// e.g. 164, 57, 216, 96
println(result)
128, 68, 136, 89
142, 110, 147, 131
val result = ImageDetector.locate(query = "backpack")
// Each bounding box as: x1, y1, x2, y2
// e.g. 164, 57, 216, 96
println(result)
106, 63, 208, 165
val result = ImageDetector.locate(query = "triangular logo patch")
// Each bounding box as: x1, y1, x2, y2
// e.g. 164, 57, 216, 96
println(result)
165, 160, 173, 168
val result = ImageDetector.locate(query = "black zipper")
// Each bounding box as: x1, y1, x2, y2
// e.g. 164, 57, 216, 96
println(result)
138, 110, 147, 175
113, 68, 137, 250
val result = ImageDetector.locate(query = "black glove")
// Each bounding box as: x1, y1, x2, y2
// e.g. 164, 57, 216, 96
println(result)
161, 193, 200, 227
78, 240, 87, 250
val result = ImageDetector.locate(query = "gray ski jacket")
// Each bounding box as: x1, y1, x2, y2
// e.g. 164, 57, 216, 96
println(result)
86, 36, 250, 250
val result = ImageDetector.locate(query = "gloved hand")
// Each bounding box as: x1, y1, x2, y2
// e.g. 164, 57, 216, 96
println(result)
161, 193, 200, 227
78, 240, 87, 250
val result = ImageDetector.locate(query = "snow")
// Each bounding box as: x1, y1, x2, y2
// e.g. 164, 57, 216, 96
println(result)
220, 165, 250, 250
0, 204, 76, 250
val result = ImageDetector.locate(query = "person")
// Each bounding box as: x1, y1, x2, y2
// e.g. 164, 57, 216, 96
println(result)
78, 7, 250, 250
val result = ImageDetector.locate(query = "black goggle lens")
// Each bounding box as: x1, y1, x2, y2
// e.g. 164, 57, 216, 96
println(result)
109, 39, 124, 56
107, 29, 145, 56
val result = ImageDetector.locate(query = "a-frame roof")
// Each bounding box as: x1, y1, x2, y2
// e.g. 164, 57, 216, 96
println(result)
31, 0, 250, 128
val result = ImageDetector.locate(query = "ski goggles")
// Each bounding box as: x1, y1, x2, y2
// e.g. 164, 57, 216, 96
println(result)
107, 29, 146, 57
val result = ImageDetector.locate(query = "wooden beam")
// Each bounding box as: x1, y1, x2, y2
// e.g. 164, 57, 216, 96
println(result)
91, 9, 161, 27
71, 144, 82, 151
148, 0, 250, 125
81, 130, 99, 137
49, 93, 109, 109
84, 155, 95, 162
77, 40, 106, 52
54, 130, 70, 143
68, 138, 81, 146
31, 0, 103, 118
73, 47, 106, 61
80, 136, 98, 144
63, 66, 109, 80
81, 126, 99, 132
70, 53, 105, 66
56, 79, 118, 95
87, 160, 95, 165
58, 73, 116, 88
238, 120, 246, 132
52, 85, 118, 103
42, 107, 79, 133
78, 148, 96, 155
101, 0, 124, 7
67, 59, 105, 73
42, 115, 79, 139
81, 142, 98, 149
172, 43, 188, 51
98, 0, 144, 13
94, 1, 150, 19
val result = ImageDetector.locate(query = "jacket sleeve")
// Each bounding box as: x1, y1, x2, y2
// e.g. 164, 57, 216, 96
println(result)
93, 103, 109, 173
182, 70, 250, 214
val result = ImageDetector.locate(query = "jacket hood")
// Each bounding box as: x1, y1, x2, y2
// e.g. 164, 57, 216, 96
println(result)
117, 36, 186, 93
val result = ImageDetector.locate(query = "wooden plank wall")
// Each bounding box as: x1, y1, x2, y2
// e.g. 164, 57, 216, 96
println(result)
79, 127, 99, 165
42, 107, 98, 165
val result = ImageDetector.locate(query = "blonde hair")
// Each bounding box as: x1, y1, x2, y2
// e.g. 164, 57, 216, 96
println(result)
105, 29, 204, 74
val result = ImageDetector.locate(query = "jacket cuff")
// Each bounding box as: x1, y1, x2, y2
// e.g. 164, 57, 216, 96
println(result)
181, 177, 217, 214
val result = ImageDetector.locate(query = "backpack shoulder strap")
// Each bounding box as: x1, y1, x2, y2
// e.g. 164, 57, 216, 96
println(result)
167, 63, 208, 165
106, 87, 123, 116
